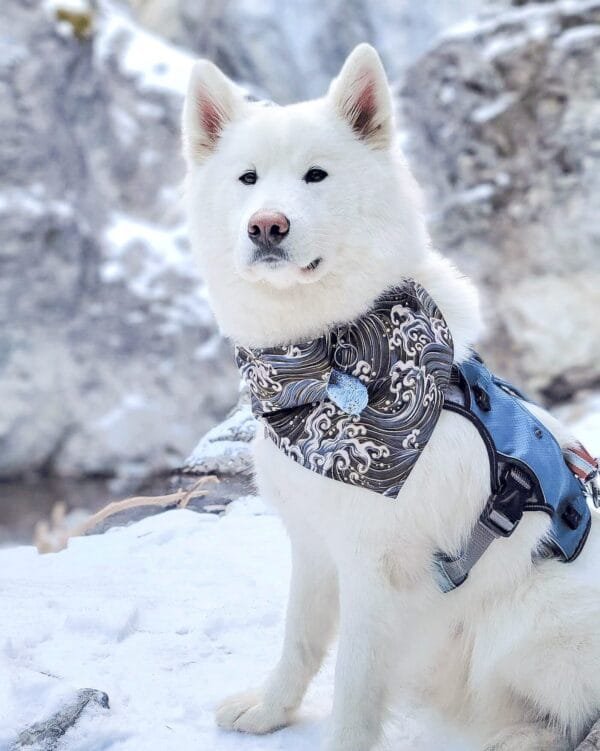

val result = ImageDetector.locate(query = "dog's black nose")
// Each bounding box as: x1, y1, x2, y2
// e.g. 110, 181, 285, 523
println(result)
247, 211, 290, 247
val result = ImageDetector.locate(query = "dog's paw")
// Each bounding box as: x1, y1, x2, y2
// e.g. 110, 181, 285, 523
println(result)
215, 689, 290, 735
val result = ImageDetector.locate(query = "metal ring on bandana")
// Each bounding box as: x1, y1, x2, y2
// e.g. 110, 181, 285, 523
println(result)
333, 341, 359, 370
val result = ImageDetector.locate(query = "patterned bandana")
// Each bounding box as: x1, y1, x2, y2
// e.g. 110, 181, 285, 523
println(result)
236, 280, 454, 498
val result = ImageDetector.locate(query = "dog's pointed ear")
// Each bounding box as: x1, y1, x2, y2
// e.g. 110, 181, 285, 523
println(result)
328, 44, 393, 150
182, 60, 246, 163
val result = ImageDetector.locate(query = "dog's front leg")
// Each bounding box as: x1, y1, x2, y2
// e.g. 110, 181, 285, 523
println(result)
324, 562, 394, 751
216, 532, 338, 734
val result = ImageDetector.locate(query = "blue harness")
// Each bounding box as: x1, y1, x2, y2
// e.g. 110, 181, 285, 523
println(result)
436, 355, 592, 592
237, 282, 596, 594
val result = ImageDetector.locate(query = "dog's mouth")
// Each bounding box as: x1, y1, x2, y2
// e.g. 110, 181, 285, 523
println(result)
241, 253, 325, 287
302, 257, 322, 273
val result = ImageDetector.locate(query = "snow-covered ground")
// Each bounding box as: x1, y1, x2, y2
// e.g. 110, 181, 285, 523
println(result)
0, 495, 468, 750
1, 401, 599, 750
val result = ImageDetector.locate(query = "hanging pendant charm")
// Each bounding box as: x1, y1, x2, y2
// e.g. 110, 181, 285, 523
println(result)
326, 368, 369, 416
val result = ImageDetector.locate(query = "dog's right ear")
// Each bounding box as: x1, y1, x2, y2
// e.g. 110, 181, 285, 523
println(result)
182, 60, 246, 164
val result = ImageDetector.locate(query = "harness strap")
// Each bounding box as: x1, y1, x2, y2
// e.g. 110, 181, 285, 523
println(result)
434, 521, 500, 593
564, 444, 599, 484
434, 466, 531, 592
436, 358, 595, 593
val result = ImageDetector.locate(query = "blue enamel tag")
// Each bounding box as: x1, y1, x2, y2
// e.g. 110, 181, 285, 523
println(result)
326, 368, 369, 416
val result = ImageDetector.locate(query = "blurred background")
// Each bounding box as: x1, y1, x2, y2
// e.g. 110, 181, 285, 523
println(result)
1, 0, 599, 545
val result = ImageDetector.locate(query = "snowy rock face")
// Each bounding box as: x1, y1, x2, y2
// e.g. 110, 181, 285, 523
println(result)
128, 0, 487, 103
0, 0, 239, 479
403, 0, 600, 400
184, 393, 255, 478
4, 0, 598, 489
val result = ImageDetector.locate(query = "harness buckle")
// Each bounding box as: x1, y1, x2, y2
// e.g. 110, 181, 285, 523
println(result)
480, 467, 530, 538
589, 475, 600, 509
563, 443, 599, 508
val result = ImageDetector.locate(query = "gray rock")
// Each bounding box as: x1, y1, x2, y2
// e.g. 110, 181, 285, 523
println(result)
128, 0, 489, 104
5, 0, 598, 491
577, 719, 600, 750
12, 688, 109, 750
184, 390, 256, 477
402, 0, 600, 401
0, 0, 238, 479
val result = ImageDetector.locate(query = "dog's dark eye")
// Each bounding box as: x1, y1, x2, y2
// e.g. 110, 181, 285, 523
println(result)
239, 171, 257, 185
303, 168, 328, 183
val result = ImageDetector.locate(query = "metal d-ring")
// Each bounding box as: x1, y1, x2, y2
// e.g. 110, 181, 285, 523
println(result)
333, 327, 359, 371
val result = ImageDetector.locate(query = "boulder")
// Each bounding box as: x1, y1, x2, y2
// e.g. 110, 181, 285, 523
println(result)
402, 0, 600, 401
128, 0, 488, 103
0, 0, 239, 479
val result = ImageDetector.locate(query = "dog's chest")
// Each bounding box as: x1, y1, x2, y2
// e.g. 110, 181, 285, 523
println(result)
253, 429, 408, 553
251, 406, 492, 579
238, 280, 454, 500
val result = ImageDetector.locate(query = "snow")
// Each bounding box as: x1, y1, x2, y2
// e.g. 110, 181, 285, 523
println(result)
0, 496, 468, 750
45, 0, 90, 13
95, 1, 194, 97
471, 93, 517, 124
481, 32, 530, 60
1, 394, 599, 749
185, 400, 256, 476
102, 213, 192, 283
554, 24, 600, 49
448, 183, 496, 207
558, 393, 600, 457
0, 35, 28, 68
444, 0, 600, 42
574, 408, 600, 456
101, 212, 213, 326
0, 187, 74, 221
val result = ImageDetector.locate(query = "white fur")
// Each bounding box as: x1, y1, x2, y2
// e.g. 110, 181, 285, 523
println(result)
184, 44, 600, 751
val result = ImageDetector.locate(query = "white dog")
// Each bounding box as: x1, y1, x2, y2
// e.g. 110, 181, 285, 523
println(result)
182, 44, 600, 751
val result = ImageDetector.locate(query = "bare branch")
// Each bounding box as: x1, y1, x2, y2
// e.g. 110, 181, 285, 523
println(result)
34, 476, 218, 554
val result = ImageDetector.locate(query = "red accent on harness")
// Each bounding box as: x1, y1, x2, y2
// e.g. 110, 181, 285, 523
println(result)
564, 443, 599, 483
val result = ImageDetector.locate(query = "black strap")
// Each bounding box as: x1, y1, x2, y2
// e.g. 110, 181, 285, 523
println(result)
434, 466, 531, 592
435, 368, 532, 592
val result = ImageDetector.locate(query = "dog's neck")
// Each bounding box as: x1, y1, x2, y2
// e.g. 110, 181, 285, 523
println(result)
236, 278, 455, 498
204, 249, 482, 365
409, 251, 483, 364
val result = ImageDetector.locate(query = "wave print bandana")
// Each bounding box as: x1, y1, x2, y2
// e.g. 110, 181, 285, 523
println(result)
235, 280, 454, 498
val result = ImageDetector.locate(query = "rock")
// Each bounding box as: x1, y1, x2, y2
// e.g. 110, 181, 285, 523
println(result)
577, 719, 600, 750
501, 274, 600, 397
555, 391, 600, 456
128, 0, 489, 103
184, 390, 256, 478
12, 688, 109, 750
5, 0, 598, 489
0, 0, 238, 480
402, 0, 600, 401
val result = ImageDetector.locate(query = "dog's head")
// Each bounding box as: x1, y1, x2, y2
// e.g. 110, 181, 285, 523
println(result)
183, 44, 429, 344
